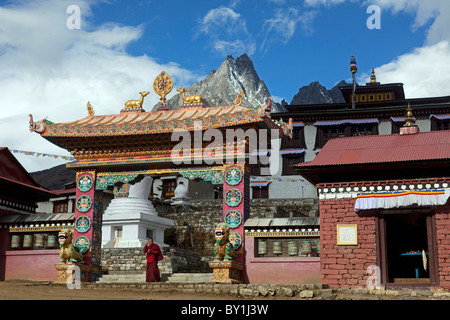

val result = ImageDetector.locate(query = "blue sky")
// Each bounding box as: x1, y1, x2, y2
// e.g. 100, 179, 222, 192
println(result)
85, 0, 428, 97
1, 0, 450, 172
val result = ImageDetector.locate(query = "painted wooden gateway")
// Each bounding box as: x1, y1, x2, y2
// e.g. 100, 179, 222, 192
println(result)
29, 72, 293, 282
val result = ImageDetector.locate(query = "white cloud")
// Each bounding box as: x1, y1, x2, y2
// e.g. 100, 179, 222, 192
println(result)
369, 0, 450, 45
200, 7, 242, 30
307, 0, 450, 45
0, 0, 202, 172
304, 0, 450, 99
304, 0, 353, 7
196, 4, 317, 56
361, 0, 450, 98
261, 7, 316, 53
373, 41, 450, 98
214, 40, 256, 57
194, 6, 256, 56
267, 0, 286, 4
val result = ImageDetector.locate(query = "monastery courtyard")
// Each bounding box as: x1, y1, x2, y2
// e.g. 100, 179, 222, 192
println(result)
1, 279, 449, 301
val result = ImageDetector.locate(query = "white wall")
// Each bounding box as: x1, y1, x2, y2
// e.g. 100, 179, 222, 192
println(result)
266, 178, 317, 199
36, 201, 53, 213
378, 121, 391, 135
416, 119, 430, 132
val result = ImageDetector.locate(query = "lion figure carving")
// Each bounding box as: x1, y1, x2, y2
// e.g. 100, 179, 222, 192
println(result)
58, 229, 84, 264
213, 222, 235, 261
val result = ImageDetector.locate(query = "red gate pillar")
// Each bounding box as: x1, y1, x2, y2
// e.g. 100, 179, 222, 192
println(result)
73, 170, 103, 282
222, 164, 249, 265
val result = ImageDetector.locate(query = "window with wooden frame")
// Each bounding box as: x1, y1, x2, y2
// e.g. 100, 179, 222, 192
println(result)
282, 153, 305, 175
315, 123, 378, 149
162, 179, 177, 198
53, 200, 68, 213
281, 127, 305, 149
252, 185, 269, 199
431, 118, 450, 131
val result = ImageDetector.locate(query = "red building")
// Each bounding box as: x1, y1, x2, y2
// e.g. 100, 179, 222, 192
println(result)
296, 123, 450, 291
0, 147, 62, 281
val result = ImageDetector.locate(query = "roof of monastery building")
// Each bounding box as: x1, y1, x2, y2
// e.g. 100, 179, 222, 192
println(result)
296, 129, 450, 168
0, 148, 56, 214
37, 103, 278, 138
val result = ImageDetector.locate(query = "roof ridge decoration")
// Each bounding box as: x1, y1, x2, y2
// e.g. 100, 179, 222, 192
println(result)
367, 67, 380, 85
29, 114, 52, 134
154, 71, 173, 111
400, 103, 420, 135
254, 96, 272, 118
176, 87, 205, 108
235, 90, 244, 106
86, 101, 95, 117
403, 103, 415, 127
121, 91, 149, 113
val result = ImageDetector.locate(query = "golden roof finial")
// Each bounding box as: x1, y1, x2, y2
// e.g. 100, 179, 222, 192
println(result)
370, 67, 377, 83
87, 101, 94, 117
403, 103, 415, 127
235, 90, 244, 106
176, 88, 203, 105
153, 71, 173, 104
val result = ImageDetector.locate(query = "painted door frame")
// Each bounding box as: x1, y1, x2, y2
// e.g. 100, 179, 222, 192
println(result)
376, 208, 439, 289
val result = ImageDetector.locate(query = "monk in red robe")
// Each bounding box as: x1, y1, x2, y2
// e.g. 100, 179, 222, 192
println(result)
143, 238, 163, 282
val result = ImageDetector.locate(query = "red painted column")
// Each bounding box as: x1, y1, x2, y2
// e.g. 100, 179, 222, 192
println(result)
74, 170, 103, 281
222, 164, 249, 264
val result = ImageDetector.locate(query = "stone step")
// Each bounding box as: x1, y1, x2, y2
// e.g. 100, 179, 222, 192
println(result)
97, 272, 212, 283
97, 273, 146, 283
166, 273, 213, 283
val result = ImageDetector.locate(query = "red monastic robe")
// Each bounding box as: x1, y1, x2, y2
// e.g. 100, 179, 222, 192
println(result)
143, 243, 163, 282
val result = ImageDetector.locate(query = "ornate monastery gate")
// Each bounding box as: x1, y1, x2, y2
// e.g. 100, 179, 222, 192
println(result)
30, 72, 292, 282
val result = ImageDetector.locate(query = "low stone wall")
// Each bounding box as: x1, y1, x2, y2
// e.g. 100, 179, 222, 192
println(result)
156, 198, 319, 256
101, 246, 210, 275
81, 281, 450, 300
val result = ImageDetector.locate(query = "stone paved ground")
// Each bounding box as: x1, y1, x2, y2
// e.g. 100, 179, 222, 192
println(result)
1, 279, 450, 301
2, 280, 448, 319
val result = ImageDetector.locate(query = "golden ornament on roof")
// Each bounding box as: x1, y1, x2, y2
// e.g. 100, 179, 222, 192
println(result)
176, 87, 203, 104
370, 67, 377, 83
153, 71, 173, 103
403, 103, 415, 127
124, 91, 149, 109
235, 90, 244, 106
87, 101, 95, 117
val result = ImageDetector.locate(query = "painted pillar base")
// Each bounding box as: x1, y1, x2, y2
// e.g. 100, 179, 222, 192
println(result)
209, 260, 243, 284
55, 263, 94, 283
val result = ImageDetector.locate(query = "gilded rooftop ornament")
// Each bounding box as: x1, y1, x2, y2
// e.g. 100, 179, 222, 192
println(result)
403, 103, 415, 127
124, 91, 149, 111
153, 71, 173, 104
87, 101, 95, 117
370, 67, 377, 83
177, 87, 203, 104
235, 90, 244, 106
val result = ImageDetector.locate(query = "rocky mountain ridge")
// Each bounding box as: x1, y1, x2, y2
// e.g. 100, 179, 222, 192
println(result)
153, 54, 286, 113
290, 80, 349, 105
154, 53, 347, 113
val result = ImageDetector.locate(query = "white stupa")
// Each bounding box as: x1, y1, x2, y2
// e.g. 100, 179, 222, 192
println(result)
171, 181, 191, 205
101, 176, 174, 248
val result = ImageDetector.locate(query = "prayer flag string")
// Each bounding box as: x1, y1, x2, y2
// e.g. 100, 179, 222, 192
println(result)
7, 148, 75, 161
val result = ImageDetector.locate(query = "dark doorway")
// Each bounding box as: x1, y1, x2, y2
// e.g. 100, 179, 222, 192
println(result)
384, 213, 430, 284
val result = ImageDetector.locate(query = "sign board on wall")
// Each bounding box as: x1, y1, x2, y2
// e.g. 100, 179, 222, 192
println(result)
336, 224, 358, 245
